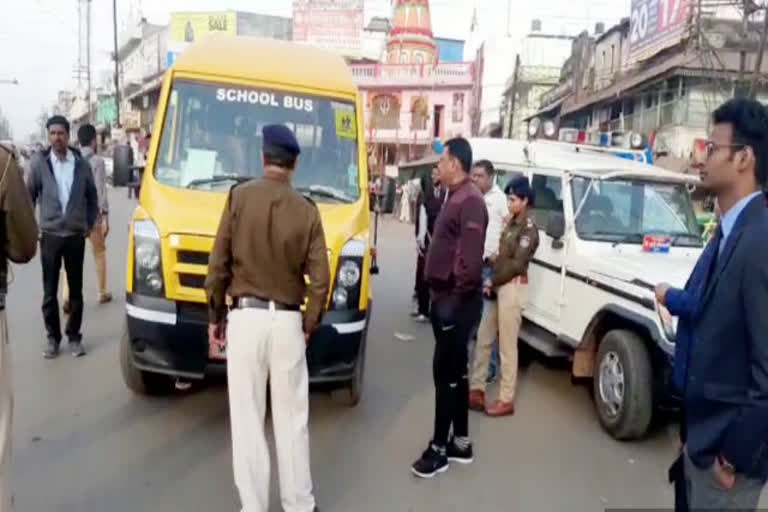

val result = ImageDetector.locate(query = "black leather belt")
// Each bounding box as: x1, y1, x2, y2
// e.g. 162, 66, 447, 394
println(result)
233, 296, 300, 311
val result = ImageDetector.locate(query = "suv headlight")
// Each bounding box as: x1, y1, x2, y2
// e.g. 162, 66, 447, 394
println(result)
657, 302, 677, 341
133, 219, 164, 297
331, 240, 365, 310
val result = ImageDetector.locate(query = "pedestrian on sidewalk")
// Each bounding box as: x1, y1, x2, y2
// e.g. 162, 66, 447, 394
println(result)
26, 116, 98, 359
469, 177, 538, 417
412, 167, 445, 322
669, 98, 768, 511
468, 160, 508, 382
206, 124, 329, 512
0, 143, 39, 511
61, 124, 112, 312
411, 137, 487, 479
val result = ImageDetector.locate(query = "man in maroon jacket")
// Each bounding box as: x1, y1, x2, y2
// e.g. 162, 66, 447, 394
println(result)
411, 137, 488, 479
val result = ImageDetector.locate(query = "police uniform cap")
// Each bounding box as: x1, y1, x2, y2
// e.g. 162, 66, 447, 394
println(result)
263, 124, 300, 156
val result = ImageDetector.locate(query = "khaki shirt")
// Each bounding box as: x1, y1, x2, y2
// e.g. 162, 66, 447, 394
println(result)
491, 209, 539, 287
0, 144, 38, 273
205, 172, 331, 333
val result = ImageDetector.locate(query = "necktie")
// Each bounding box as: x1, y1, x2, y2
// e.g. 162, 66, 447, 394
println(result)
704, 223, 723, 289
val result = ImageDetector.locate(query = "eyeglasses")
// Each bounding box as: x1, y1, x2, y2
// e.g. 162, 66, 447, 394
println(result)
705, 141, 746, 159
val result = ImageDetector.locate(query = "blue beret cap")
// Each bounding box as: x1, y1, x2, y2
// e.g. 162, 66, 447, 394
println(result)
262, 124, 300, 156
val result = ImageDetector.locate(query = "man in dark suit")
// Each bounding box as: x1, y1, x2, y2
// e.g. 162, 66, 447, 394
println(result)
661, 98, 768, 510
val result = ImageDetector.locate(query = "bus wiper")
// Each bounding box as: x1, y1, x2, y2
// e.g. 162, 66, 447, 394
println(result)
295, 185, 354, 203
186, 175, 252, 189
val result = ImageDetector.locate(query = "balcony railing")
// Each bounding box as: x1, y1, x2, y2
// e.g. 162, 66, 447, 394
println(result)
349, 62, 475, 88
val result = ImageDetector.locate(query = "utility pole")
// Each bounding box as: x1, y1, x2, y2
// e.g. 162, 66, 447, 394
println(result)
748, 6, 768, 98
739, 0, 749, 83
736, 0, 757, 96
506, 0, 512, 37
113, 0, 121, 128
86, 0, 92, 123
507, 54, 521, 138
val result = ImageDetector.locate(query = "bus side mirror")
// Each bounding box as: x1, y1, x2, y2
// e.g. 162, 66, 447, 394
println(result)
113, 144, 134, 187
546, 212, 566, 249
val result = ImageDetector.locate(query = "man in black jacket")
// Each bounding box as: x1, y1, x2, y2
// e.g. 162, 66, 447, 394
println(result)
411, 138, 487, 478
27, 116, 98, 359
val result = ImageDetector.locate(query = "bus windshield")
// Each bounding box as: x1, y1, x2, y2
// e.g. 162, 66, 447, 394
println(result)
153, 80, 360, 202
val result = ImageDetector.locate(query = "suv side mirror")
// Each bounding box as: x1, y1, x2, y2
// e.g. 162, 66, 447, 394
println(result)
112, 144, 134, 187
546, 212, 566, 249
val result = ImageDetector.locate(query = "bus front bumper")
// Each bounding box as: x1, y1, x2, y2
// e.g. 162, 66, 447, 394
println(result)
124, 294, 370, 383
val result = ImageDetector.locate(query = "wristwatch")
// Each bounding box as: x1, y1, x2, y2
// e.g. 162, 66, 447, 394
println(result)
718, 455, 736, 474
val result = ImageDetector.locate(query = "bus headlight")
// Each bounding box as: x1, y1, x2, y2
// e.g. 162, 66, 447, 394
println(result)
331, 240, 365, 311
133, 219, 164, 296
332, 287, 348, 309
338, 260, 361, 288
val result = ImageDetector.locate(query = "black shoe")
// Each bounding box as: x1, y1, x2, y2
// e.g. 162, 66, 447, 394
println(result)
69, 341, 86, 358
411, 443, 448, 478
43, 340, 60, 359
447, 438, 474, 464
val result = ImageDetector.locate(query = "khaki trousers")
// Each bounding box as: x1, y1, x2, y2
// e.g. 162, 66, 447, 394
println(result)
62, 220, 107, 300
0, 311, 12, 512
470, 280, 528, 402
226, 306, 315, 512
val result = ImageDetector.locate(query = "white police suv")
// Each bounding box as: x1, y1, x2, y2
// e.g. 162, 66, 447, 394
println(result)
469, 137, 701, 440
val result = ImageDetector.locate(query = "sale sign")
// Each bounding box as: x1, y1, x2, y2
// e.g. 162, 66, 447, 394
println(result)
629, 0, 692, 63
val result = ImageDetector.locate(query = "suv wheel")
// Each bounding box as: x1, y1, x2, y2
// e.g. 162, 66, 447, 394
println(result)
593, 329, 652, 440
120, 324, 174, 396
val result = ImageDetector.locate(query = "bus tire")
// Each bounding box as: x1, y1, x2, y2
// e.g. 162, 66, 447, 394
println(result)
120, 325, 174, 396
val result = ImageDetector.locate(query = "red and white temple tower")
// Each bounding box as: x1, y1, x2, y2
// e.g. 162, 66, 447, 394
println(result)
348, 0, 476, 175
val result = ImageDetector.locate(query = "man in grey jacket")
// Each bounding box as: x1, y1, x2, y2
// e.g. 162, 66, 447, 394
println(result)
27, 116, 98, 359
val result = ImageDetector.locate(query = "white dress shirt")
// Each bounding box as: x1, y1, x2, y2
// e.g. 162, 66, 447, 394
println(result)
483, 184, 508, 260
49, 149, 75, 213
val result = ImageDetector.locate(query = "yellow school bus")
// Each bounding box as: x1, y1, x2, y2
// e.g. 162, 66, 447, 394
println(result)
114, 35, 373, 404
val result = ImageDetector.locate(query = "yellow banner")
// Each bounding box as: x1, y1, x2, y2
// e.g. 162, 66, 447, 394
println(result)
335, 110, 357, 140
170, 12, 237, 44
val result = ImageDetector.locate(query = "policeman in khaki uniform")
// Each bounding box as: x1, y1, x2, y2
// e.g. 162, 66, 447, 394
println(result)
205, 125, 330, 512
469, 176, 538, 417
0, 144, 39, 511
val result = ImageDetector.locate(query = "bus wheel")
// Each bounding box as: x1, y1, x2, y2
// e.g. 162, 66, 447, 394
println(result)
332, 334, 367, 407
120, 324, 174, 396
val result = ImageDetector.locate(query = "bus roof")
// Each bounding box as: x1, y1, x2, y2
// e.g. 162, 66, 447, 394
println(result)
173, 35, 358, 95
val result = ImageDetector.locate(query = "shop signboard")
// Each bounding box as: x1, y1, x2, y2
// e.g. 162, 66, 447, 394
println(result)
292, 0, 364, 56
629, 0, 692, 63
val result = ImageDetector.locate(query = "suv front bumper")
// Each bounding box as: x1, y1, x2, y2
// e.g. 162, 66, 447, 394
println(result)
124, 293, 369, 383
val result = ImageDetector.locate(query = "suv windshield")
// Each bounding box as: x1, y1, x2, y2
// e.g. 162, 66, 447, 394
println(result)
571, 176, 702, 247
153, 80, 360, 202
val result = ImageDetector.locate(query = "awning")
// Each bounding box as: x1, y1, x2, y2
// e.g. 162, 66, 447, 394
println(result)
523, 95, 568, 122
125, 74, 164, 103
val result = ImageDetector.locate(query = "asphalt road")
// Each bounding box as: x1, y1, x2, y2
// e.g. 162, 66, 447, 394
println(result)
3, 189, 753, 511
